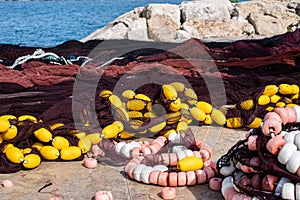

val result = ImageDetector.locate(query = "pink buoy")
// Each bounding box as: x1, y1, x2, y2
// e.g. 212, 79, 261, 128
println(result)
2, 180, 13, 188
266, 135, 286, 155
161, 187, 176, 200
238, 175, 251, 186
264, 112, 282, 123
177, 172, 187, 186
95, 191, 113, 200
286, 107, 297, 123
261, 175, 279, 192
231, 193, 252, 200
209, 177, 222, 191
149, 170, 160, 185
261, 118, 282, 136
224, 188, 238, 200
275, 108, 289, 125
84, 157, 98, 169
47, 197, 60, 200
186, 171, 197, 186
248, 135, 258, 151
168, 172, 178, 187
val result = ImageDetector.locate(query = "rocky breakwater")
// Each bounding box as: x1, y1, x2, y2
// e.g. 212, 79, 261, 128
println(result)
81, 0, 300, 42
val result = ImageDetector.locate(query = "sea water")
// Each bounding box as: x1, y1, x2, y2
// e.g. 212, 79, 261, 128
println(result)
0, 0, 184, 47
0, 0, 247, 47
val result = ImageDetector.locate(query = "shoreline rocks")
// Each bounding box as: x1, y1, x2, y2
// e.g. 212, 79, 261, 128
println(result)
81, 0, 300, 43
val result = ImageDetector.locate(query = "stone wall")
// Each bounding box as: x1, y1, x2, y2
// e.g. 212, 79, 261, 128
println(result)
81, 0, 300, 42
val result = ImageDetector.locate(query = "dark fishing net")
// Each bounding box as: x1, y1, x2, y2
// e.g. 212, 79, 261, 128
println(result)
217, 127, 300, 199
0, 30, 299, 173
0, 118, 81, 173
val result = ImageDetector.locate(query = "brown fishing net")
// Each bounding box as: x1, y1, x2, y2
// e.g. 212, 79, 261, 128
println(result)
0, 118, 81, 173
217, 126, 300, 199
0, 30, 299, 173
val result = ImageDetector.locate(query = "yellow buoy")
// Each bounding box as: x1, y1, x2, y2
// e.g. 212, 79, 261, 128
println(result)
102, 124, 120, 139
276, 102, 286, 108
240, 100, 254, 110
122, 90, 136, 99
135, 94, 151, 102
18, 115, 37, 123
74, 132, 86, 139
204, 114, 213, 125
3, 144, 14, 153
78, 136, 92, 153
118, 131, 134, 139
184, 88, 197, 100
211, 109, 226, 125
258, 95, 270, 106
40, 146, 59, 160
177, 156, 203, 172
112, 121, 124, 132
279, 84, 293, 95
190, 107, 206, 121
270, 95, 281, 103
86, 133, 102, 145
31, 142, 43, 151
144, 112, 157, 118
163, 129, 176, 138
247, 117, 262, 129
170, 82, 185, 92
0, 119, 10, 133
149, 122, 166, 133
162, 85, 177, 100
196, 101, 213, 114
169, 98, 181, 112
22, 148, 32, 155
180, 103, 190, 110
50, 123, 64, 130
127, 99, 146, 111
5, 147, 24, 163
2, 125, 17, 140
263, 85, 278, 96
34, 128, 53, 143
22, 154, 41, 169
128, 111, 143, 119
60, 146, 82, 161
265, 106, 275, 112
291, 84, 299, 94
99, 90, 113, 99
176, 121, 188, 133
0, 115, 16, 121
109, 95, 123, 108
52, 136, 70, 150
226, 118, 243, 129
166, 111, 181, 124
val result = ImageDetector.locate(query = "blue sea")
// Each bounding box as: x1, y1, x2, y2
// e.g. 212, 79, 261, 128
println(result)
0, 0, 248, 47
0, 0, 185, 47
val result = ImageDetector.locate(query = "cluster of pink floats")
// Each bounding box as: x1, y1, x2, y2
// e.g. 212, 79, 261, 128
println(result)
218, 106, 300, 200
91, 106, 300, 200
90, 133, 224, 200
123, 136, 217, 187
262, 107, 300, 175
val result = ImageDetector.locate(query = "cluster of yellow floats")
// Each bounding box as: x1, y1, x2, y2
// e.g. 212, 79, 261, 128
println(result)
98, 82, 228, 139
0, 82, 299, 171
0, 115, 102, 170
226, 83, 300, 129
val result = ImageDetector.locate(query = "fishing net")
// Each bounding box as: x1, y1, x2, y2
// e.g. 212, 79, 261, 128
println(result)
0, 30, 299, 173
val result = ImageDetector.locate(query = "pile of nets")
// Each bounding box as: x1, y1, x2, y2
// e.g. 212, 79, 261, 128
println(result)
0, 30, 299, 174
